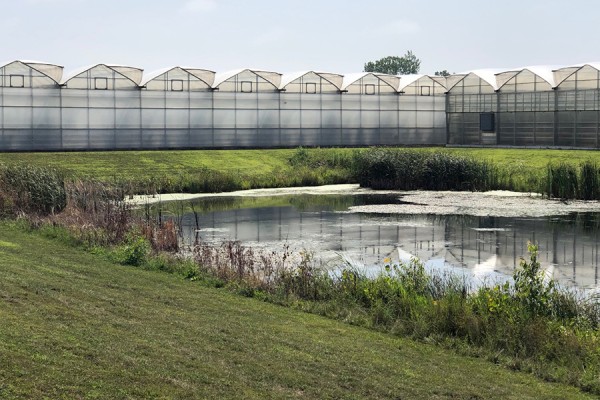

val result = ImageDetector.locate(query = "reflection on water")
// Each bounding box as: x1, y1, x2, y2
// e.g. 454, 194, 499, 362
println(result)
167, 194, 600, 289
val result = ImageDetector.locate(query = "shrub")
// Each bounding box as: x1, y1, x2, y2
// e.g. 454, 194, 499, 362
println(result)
114, 234, 151, 266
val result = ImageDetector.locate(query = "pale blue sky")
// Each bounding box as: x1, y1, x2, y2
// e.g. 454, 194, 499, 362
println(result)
3, 0, 599, 76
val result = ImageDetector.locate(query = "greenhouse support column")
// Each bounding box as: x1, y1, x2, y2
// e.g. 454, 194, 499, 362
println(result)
113, 80, 117, 150
278, 90, 281, 147
553, 89, 559, 146
596, 110, 600, 148
139, 90, 144, 149
495, 91, 500, 146
59, 86, 64, 150
163, 84, 167, 149
445, 93, 450, 145
28, 69, 34, 150
188, 78, 191, 148
211, 90, 215, 148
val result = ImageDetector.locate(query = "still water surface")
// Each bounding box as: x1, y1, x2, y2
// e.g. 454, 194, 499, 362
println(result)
166, 194, 600, 289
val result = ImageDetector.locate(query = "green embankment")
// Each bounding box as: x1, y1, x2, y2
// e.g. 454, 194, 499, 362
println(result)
2, 147, 600, 194
0, 223, 593, 399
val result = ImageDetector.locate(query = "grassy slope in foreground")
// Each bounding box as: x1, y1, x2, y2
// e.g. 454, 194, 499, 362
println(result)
0, 224, 593, 399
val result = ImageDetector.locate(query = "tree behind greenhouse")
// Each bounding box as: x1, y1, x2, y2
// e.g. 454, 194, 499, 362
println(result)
363, 50, 421, 75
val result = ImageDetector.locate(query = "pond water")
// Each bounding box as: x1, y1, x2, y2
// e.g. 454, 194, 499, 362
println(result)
159, 193, 600, 290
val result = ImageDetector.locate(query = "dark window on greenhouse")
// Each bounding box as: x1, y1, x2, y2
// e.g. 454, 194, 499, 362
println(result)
480, 113, 495, 131
420, 86, 431, 96
95, 77, 108, 90
240, 81, 253, 93
365, 84, 376, 95
10, 75, 24, 88
171, 79, 184, 91
305, 82, 317, 94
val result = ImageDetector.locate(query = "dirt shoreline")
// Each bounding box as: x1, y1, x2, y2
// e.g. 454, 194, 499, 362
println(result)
129, 184, 600, 217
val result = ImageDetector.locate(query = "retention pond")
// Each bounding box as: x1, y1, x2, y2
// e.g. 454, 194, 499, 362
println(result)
135, 185, 600, 290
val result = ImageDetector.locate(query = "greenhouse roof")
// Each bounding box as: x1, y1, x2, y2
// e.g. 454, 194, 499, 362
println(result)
61, 64, 144, 85
212, 68, 282, 89
341, 72, 400, 91
140, 66, 216, 87
0, 60, 64, 83
279, 71, 343, 90
495, 65, 561, 89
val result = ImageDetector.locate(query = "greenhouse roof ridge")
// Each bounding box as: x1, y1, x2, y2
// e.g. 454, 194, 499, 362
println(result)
279, 71, 344, 90
141, 66, 216, 87
61, 63, 144, 85
495, 65, 563, 89
212, 68, 282, 89
5, 59, 600, 90
341, 72, 400, 91
0, 60, 64, 83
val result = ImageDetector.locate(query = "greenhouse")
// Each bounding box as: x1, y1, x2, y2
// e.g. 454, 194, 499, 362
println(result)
0, 59, 599, 151
447, 63, 600, 147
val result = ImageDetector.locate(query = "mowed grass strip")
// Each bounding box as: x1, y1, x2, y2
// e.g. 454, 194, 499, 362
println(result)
2, 147, 600, 187
0, 224, 593, 399
0, 149, 300, 180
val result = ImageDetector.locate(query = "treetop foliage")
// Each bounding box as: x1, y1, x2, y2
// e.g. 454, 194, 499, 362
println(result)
363, 50, 421, 75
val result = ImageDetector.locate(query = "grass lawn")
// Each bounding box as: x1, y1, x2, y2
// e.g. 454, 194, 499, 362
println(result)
1, 147, 600, 187
0, 149, 300, 180
0, 223, 594, 399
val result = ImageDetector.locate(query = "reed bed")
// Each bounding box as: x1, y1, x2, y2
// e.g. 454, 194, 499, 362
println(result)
546, 161, 600, 200
352, 148, 499, 191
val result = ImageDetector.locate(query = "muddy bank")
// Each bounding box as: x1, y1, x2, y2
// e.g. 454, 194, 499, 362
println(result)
129, 184, 600, 217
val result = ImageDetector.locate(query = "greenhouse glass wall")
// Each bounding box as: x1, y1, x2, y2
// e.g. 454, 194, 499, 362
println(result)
0, 61, 446, 151
1, 60, 600, 151
446, 63, 600, 148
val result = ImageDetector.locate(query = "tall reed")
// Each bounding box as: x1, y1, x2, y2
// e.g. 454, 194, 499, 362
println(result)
545, 161, 600, 200
579, 161, 600, 200
0, 163, 66, 215
352, 148, 498, 191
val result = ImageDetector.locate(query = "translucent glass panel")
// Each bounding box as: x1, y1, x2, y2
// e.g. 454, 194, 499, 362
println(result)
63, 65, 138, 90
556, 89, 599, 111
499, 70, 552, 93
0, 84, 448, 150
144, 68, 212, 91
447, 113, 480, 145
447, 94, 496, 113
215, 70, 279, 92
0, 61, 58, 88
575, 111, 599, 147
401, 77, 446, 96
448, 73, 495, 95
557, 65, 600, 91
345, 74, 397, 95
499, 91, 554, 112
33, 108, 60, 129
282, 72, 340, 93
2, 87, 32, 107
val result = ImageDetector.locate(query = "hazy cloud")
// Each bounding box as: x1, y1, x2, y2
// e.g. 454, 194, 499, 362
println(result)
372, 19, 421, 36
181, 0, 217, 13
251, 28, 288, 46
